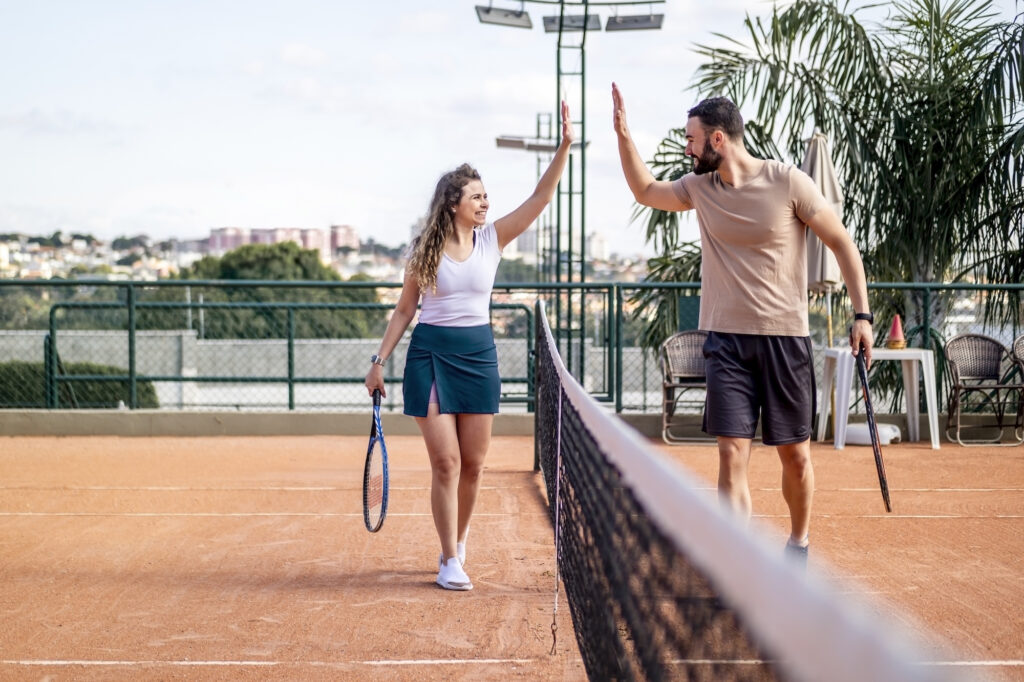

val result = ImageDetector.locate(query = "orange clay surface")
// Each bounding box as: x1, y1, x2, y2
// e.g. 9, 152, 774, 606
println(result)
0, 435, 1022, 681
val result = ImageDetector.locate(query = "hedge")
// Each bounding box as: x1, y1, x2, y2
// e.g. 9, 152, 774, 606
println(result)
0, 361, 159, 409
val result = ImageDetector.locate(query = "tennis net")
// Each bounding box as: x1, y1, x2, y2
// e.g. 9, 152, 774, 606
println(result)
533, 301, 947, 682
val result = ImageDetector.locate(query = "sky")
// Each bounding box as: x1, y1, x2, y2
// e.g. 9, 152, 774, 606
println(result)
1, 1, 1020, 259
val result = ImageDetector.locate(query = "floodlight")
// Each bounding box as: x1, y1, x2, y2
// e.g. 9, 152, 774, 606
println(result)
476, 5, 532, 29
523, 140, 562, 152
605, 14, 664, 31
495, 136, 528, 149
542, 14, 601, 33
496, 136, 588, 152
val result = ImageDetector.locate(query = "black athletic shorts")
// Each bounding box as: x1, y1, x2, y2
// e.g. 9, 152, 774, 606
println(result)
702, 331, 816, 446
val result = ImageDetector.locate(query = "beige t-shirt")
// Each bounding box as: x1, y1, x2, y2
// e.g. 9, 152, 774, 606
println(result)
672, 160, 829, 336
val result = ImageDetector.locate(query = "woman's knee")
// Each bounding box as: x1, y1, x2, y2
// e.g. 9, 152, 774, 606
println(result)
460, 455, 485, 481
431, 453, 461, 481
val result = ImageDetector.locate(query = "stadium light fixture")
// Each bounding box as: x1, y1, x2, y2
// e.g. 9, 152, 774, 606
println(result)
496, 135, 588, 152
495, 136, 528, 150
475, 3, 533, 29
605, 13, 664, 31
542, 14, 601, 33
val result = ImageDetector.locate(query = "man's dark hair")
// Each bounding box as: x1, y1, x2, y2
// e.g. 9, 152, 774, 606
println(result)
687, 97, 744, 141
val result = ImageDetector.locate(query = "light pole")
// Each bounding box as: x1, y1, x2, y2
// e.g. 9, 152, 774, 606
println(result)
477, 0, 665, 377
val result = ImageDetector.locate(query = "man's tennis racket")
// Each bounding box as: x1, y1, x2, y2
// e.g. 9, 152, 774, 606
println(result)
362, 388, 389, 532
854, 343, 893, 513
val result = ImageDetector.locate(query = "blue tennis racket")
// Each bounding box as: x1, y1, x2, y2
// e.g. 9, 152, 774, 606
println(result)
362, 389, 390, 532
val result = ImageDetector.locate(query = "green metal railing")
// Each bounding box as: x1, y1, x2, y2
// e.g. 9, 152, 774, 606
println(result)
2, 279, 1020, 413
43, 297, 533, 410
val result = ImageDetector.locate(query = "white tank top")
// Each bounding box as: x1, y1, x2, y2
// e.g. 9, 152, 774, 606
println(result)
418, 223, 502, 327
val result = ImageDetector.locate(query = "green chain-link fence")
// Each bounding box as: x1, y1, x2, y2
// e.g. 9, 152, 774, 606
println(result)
1, 280, 1020, 415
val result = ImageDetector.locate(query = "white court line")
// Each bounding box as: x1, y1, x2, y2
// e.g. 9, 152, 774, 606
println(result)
1, 658, 536, 667
748, 487, 1024, 493
0, 511, 535, 518
0, 483, 512, 489
0, 511, 1017, 519
924, 661, 1024, 667
754, 513, 1024, 519
4, 658, 1020, 669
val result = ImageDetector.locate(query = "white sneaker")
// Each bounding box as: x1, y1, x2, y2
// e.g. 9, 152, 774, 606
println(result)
438, 529, 468, 570
436, 556, 473, 591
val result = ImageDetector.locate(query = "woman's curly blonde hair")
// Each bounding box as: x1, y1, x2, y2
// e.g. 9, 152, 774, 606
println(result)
406, 163, 482, 293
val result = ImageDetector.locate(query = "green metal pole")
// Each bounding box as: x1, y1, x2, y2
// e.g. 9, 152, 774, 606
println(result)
287, 308, 295, 410
526, 304, 535, 414
567, 158, 575, 374
923, 287, 931, 349
615, 285, 623, 413
128, 284, 137, 409
579, 0, 588, 287
46, 327, 56, 408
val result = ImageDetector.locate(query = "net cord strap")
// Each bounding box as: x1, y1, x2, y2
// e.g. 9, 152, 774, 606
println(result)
549, 386, 563, 655
536, 301, 942, 682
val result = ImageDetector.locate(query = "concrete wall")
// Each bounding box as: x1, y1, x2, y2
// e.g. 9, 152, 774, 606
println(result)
0, 410, 539, 437
0, 331, 668, 412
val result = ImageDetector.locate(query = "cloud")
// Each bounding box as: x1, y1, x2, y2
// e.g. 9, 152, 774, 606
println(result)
0, 109, 122, 137
280, 43, 328, 69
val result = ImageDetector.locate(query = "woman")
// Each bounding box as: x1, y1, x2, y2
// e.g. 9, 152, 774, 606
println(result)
365, 102, 574, 591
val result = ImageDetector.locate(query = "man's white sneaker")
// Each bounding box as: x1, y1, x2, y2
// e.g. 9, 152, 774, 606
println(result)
436, 556, 473, 591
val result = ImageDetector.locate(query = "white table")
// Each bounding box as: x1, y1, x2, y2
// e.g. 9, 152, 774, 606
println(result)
816, 347, 940, 449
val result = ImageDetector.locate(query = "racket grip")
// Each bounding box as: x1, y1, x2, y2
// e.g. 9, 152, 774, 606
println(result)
372, 388, 381, 407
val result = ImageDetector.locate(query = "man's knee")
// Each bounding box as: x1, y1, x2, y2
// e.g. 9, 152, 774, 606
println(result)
717, 439, 751, 484
778, 442, 812, 476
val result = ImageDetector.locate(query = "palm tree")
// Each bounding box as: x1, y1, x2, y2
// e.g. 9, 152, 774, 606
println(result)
639, 0, 1023, 350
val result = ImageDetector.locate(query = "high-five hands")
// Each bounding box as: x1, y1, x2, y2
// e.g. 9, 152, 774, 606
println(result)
612, 82, 629, 137
560, 99, 575, 147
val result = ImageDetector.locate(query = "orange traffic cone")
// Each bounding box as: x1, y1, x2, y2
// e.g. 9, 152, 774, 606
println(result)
886, 314, 906, 349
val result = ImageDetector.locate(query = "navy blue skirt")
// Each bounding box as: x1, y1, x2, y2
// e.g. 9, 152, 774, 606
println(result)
403, 323, 500, 417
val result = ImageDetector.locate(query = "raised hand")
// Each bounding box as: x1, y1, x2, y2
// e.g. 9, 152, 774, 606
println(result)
560, 100, 575, 147
612, 82, 629, 137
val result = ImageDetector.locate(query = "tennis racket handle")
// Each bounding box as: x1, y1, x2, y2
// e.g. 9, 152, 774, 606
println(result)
372, 388, 381, 407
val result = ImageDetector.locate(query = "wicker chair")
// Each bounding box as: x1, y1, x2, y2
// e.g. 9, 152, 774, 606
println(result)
660, 330, 710, 444
944, 333, 1024, 446
1013, 334, 1024, 442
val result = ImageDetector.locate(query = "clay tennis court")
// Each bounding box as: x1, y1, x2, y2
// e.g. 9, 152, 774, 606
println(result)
1, 434, 1022, 680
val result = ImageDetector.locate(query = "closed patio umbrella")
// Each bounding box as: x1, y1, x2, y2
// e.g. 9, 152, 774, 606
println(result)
801, 132, 844, 347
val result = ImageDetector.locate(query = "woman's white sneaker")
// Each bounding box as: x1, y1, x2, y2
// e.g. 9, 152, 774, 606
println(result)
437, 535, 467, 570
436, 556, 473, 591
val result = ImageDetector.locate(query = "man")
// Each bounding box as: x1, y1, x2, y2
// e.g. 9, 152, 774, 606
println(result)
612, 83, 873, 563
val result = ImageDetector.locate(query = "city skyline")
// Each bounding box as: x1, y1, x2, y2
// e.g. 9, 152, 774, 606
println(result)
2, 2, 1019, 259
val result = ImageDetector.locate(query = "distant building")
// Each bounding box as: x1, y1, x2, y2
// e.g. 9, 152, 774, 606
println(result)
300, 228, 331, 263
250, 227, 303, 246
587, 231, 609, 262
505, 227, 540, 261
0, 242, 11, 277
209, 227, 249, 255
331, 224, 359, 252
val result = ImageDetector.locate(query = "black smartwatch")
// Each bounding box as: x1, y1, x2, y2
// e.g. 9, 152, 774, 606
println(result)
854, 312, 874, 324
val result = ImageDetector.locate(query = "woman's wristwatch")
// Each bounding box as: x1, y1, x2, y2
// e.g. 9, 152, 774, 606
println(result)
370, 354, 386, 366
854, 312, 874, 324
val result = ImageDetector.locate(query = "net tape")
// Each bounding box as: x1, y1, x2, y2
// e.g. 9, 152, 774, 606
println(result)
534, 301, 947, 682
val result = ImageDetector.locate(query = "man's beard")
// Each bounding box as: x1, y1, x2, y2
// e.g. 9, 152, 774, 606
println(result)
692, 138, 723, 175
